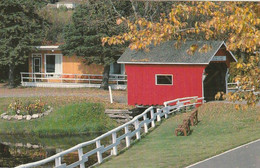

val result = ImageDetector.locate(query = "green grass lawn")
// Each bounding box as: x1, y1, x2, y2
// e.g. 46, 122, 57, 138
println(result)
0, 102, 117, 136
0, 95, 131, 136
98, 102, 260, 168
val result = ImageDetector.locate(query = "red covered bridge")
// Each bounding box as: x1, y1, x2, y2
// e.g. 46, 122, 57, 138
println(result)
118, 41, 237, 106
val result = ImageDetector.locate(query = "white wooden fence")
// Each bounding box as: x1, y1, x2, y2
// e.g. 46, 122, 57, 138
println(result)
227, 82, 240, 93
20, 72, 127, 89
227, 82, 259, 95
16, 96, 204, 168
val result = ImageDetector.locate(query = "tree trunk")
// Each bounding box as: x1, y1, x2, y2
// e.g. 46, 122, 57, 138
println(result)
0, 143, 11, 157
100, 65, 110, 90
8, 64, 15, 88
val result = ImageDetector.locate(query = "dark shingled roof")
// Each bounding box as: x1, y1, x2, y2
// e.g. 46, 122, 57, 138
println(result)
118, 41, 225, 64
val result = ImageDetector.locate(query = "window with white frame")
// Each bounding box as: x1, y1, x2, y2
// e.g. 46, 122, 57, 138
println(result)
156, 74, 173, 85
45, 54, 62, 74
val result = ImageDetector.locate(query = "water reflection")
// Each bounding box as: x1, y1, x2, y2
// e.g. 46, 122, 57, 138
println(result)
0, 134, 103, 167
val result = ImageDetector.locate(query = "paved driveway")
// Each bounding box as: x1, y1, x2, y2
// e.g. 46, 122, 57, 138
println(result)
187, 139, 260, 168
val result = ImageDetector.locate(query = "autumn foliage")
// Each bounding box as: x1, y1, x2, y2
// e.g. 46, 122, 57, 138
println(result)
103, 2, 259, 52
227, 55, 259, 108
103, 2, 259, 106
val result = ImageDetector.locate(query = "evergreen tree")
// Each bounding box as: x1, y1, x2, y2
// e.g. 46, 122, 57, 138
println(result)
61, 1, 128, 90
0, 0, 48, 87
39, 6, 73, 44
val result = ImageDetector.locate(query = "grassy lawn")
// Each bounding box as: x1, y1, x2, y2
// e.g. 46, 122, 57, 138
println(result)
0, 102, 118, 136
98, 102, 260, 168
0, 96, 130, 136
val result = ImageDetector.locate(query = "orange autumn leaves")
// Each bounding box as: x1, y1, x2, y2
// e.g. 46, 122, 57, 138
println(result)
228, 55, 260, 107
102, 2, 259, 53
102, 2, 259, 107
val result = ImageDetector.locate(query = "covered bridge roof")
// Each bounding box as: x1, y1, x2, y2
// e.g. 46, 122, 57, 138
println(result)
118, 41, 236, 65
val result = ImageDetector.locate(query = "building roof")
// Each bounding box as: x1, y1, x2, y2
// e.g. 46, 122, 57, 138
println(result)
35, 46, 60, 51
118, 41, 236, 65
58, 0, 84, 3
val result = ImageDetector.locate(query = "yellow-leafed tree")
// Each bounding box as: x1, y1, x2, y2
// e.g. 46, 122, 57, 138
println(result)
103, 2, 259, 107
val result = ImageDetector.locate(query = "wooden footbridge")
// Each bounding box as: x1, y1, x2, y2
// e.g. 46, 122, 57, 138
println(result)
16, 96, 204, 168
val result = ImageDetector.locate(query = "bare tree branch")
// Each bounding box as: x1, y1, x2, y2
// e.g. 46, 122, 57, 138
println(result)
130, 0, 138, 20
85, 0, 90, 6
108, 0, 124, 19
144, 1, 149, 17
150, 4, 159, 22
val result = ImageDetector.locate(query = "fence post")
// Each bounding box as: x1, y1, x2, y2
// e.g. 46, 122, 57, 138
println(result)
112, 132, 118, 155
150, 108, 155, 127
143, 114, 148, 133
109, 86, 113, 103
134, 120, 141, 140
78, 148, 85, 168
96, 140, 103, 164
55, 157, 62, 167
124, 125, 130, 147
20, 73, 24, 85
164, 107, 169, 119
177, 100, 180, 112
156, 108, 161, 122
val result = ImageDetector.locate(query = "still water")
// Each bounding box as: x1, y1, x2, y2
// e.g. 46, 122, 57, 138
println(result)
0, 134, 107, 167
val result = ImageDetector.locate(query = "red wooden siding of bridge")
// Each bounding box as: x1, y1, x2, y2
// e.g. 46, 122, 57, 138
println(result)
126, 64, 206, 106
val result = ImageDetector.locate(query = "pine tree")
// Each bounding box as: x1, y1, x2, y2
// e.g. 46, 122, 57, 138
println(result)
61, 1, 127, 90
0, 0, 48, 87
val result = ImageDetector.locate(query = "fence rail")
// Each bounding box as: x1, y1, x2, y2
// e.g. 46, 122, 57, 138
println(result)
227, 82, 239, 92
227, 82, 259, 95
20, 72, 127, 88
16, 96, 204, 168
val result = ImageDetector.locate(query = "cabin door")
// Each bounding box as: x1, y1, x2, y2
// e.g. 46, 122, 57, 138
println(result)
203, 63, 227, 101
33, 57, 41, 73
32, 57, 41, 82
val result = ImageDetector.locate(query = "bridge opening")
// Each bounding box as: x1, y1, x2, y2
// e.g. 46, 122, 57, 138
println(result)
203, 62, 228, 101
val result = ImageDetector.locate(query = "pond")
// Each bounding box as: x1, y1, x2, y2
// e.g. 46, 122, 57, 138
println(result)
0, 134, 108, 167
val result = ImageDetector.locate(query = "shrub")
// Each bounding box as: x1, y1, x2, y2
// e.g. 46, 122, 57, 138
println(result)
7, 99, 49, 116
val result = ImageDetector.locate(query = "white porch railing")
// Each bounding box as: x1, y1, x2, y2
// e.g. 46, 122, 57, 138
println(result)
16, 96, 204, 168
20, 72, 127, 89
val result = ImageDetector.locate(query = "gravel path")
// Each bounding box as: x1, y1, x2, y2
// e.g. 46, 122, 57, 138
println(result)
1, 83, 258, 106
0, 83, 128, 104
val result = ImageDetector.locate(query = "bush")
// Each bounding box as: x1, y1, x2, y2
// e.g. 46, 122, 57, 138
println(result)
8, 99, 49, 115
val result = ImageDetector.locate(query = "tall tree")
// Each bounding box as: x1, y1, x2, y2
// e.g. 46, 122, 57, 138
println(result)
104, 2, 260, 106
0, 0, 48, 87
61, 1, 129, 90
39, 6, 73, 44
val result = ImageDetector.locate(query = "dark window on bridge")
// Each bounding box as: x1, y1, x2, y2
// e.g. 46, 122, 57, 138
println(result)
156, 75, 173, 85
